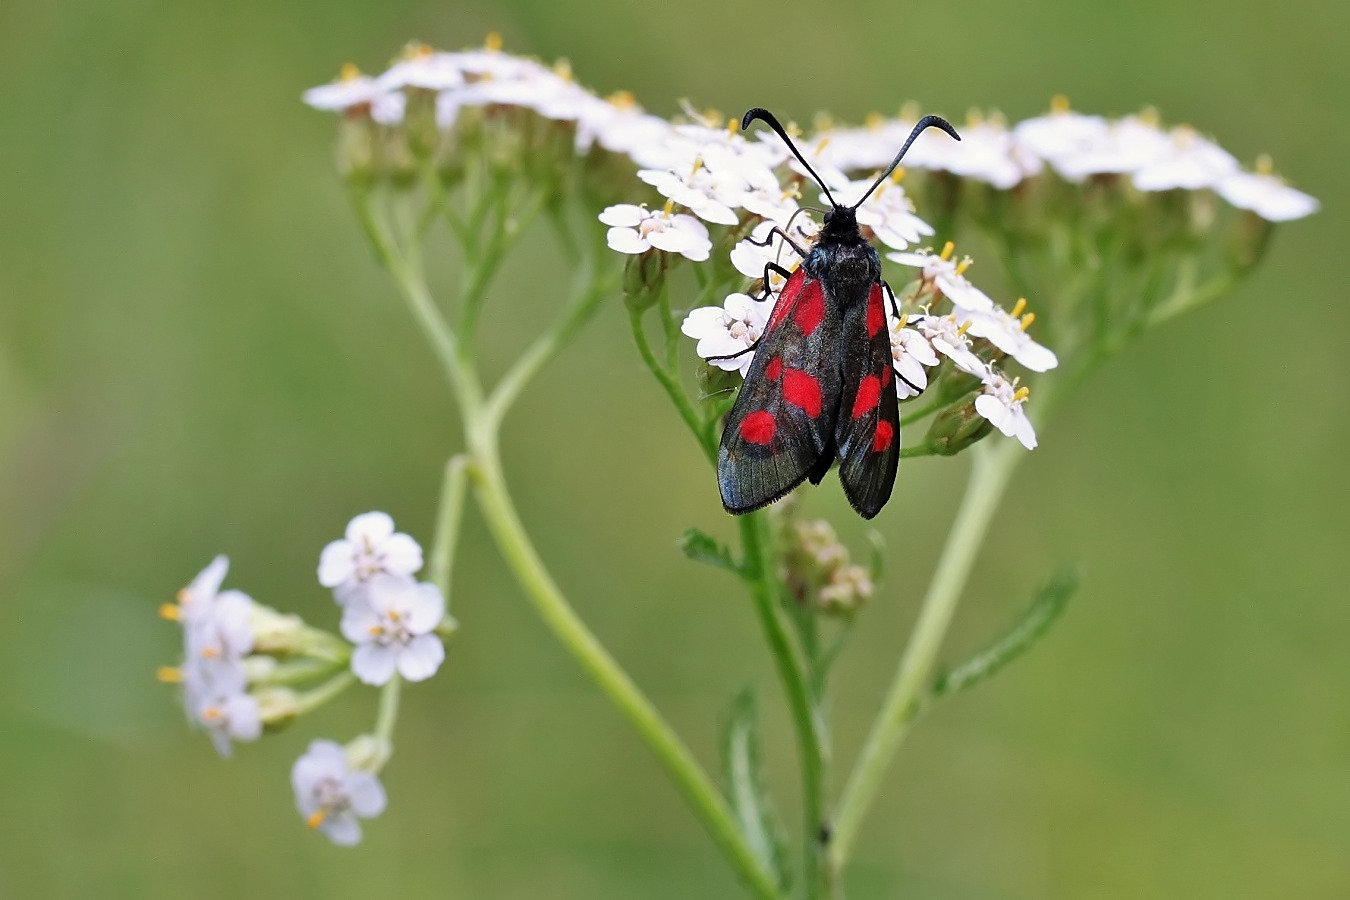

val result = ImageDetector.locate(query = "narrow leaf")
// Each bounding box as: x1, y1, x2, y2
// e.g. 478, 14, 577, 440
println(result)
932, 566, 1079, 697
680, 528, 740, 574
721, 688, 790, 891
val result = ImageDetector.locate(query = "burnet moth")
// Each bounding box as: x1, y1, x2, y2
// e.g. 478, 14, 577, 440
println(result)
716, 108, 960, 519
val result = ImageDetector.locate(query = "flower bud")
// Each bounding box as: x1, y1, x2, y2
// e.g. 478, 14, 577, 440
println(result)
818, 564, 873, 616
1227, 210, 1274, 272
931, 364, 983, 405
254, 687, 300, 728
336, 117, 376, 184
376, 127, 419, 189
401, 89, 441, 163
249, 604, 308, 655
345, 733, 393, 772
622, 251, 667, 307
697, 364, 742, 419
925, 399, 994, 455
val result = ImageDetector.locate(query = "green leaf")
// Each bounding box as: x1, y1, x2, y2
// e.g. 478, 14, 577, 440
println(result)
680, 528, 740, 574
932, 566, 1080, 697
721, 688, 791, 892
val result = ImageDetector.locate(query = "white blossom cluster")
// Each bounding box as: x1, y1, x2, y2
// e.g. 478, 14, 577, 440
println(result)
318, 511, 446, 686
817, 102, 1318, 221
162, 511, 447, 845
159, 556, 261, 756
302, 38, 1319, 452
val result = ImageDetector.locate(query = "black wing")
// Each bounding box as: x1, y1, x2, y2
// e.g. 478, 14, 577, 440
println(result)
834, 282, 900, 519
718, 269, 842, 514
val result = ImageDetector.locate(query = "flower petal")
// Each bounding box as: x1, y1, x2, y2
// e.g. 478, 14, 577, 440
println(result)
351, 643, 398, 685
396, 634, 445, 682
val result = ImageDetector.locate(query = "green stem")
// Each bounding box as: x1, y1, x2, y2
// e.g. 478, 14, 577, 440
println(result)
899, 393, 949, 427
353, 192, 469, 406
429, 455, 471, 606
629, 305, 714, 463
292, 670, 357, 716
830, 435, 1025, 869
374, 674, 403, 745
468, 445, 780, 899
485, 250, 615, 430
740, 513, 825, 898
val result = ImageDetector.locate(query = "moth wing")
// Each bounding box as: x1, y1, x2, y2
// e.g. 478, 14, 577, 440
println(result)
835, 283, 900, 519
718, 270, 842, 514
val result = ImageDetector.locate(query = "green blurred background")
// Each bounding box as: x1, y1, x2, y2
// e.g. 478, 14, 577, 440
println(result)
2, 0, 1346, 896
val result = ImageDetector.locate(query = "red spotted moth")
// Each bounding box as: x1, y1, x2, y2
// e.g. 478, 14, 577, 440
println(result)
717, 108, 960, 519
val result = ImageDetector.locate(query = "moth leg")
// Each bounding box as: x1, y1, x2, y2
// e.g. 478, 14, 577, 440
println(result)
882, 280, 902, 320
894, 365, 924, 395
705, 343, 758, 363
744, 225, 808, 259
752, 262, 794, 302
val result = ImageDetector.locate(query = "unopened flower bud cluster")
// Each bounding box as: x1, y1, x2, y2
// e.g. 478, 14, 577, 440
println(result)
160, 511, 449, 845
782, 520, 874, 616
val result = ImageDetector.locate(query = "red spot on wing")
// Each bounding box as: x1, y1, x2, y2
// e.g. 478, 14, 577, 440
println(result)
873, 420, 895, 452
867, 285, 885, 336
881, 364, 893, 388
740, 410, 777, 445
793, 282, 826, 336
764, 356, 783, 381
783, 369, 823, 417
765, 269, 806, 331
852, 375, 881, 419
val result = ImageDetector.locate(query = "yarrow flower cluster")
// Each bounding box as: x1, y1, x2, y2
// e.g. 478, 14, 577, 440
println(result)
159, 556, 260, 756
286, 38, 1322, 868
161, 511, 449, 845
301, 43, 1318, 462
320, 512, 446, 686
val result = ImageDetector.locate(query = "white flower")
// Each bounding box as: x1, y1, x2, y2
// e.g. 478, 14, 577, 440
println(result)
680, 293, 774, 377
910, 313, 986, 376
376, 48, 464, 92
888, 244, 995, 313
341, 575, 446, 685
302, 64, 406, 126
1217, 168, 1319, 222
838, 177, 933, 250
598, 204, 712, 261
1051, 114, 1171, 181
1132, 126, 1238, 192
165, 555, 230, 631
576, 91, 673, 157
926, 117, 1040, 189
184, 588, 256, 674
637, 142, 776, 226
814, 114, 924, 172
1014, 103, 1110, 170
161, 557, 263, 754
319, 512, 423, 601
163, 556, 255, 689
187, 676, 261, 756
729, 219, 814, 293
974, 369, 1037, 450
292, 740, 388, 847
888, 320, 940, 399
959, 298, 1059, 373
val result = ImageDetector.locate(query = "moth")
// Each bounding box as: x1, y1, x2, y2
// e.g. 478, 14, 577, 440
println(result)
717, 108, 959, 519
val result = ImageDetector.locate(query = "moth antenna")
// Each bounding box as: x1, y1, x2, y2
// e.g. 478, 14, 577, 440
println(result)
741, 107, 841, 208
850, 115, 962, 210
